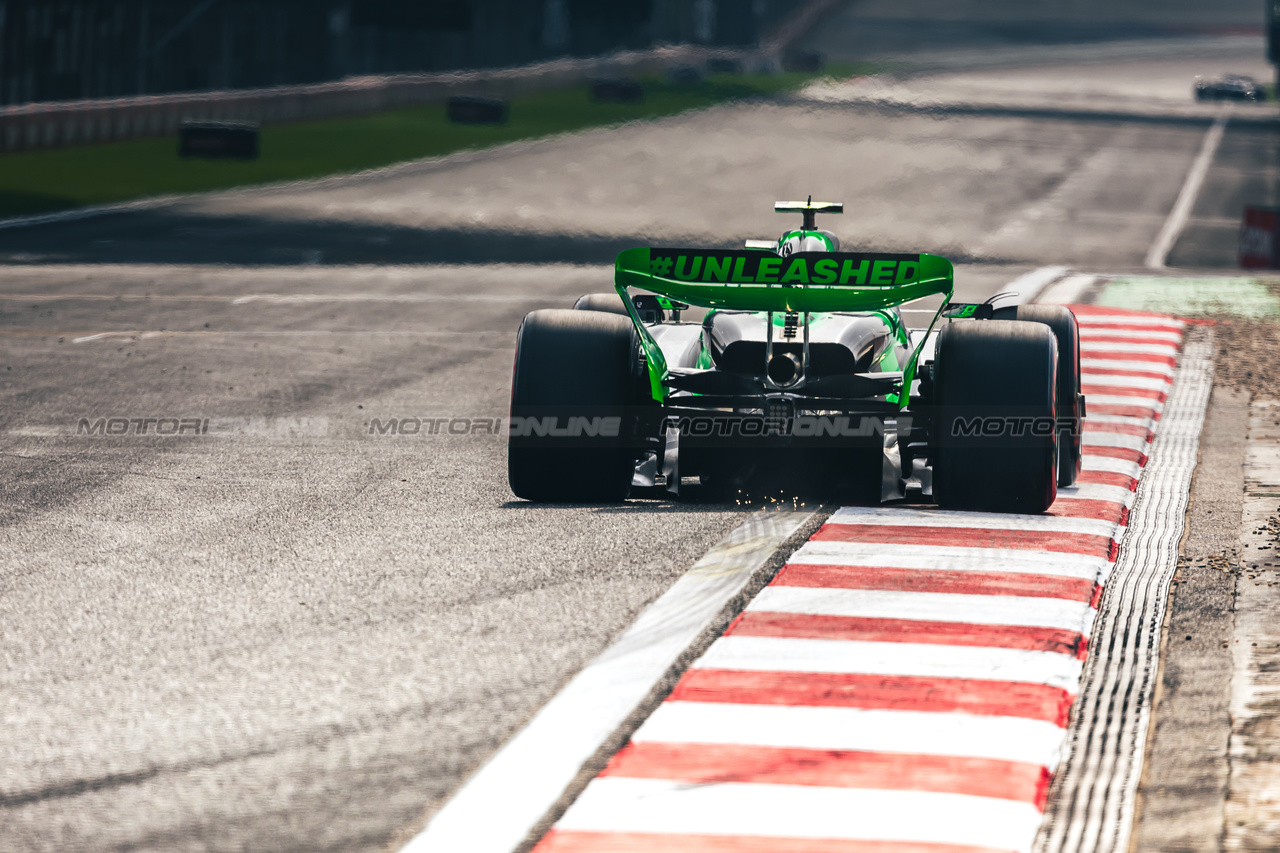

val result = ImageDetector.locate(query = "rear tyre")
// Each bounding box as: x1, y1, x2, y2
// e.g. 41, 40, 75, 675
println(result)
995, 304, 1082, 486
508, 309, 642, 501
572, 292, 629, 315
932, 320, 1058, 513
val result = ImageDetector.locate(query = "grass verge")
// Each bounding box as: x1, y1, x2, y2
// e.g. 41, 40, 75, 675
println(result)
0, 66, 867, 219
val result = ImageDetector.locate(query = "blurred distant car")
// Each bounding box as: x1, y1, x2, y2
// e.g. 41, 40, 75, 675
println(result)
1194, 74, 1265, 102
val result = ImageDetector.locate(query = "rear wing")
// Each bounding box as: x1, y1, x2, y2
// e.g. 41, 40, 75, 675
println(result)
613, 247, 954, 313
614, 247, 956, 404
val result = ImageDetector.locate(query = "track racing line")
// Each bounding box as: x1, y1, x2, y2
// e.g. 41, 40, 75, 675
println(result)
404, 303, 1204, 853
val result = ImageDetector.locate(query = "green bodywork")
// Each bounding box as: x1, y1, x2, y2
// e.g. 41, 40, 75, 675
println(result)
775, 229, 836, 252
613, 245, 955, 406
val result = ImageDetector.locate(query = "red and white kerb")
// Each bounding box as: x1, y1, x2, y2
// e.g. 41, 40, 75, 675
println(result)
535, 305, 1184, 853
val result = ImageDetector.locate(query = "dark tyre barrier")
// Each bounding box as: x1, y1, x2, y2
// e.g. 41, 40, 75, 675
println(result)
666, 65, 704, 86
178, 122, 259, 159
996, 304, 1083, 487
782, 48, 823, 73
572, 292, 629, 315
705, 57, 743, 75
932, 320, 1058, 513
508, 309, 644, 501
447, 96, 508, 124
590, 78, 644, 103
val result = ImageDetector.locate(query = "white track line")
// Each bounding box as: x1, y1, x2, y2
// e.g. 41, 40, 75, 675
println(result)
1037, 274, 1101, 305
556, 778, 1046, 851
69, 330, 506, 343
1144, 115, 1228, 269
0, 195, 179, 232
0, 292, 547, 303
397, 510, 813, 853
1007, 266, 1072, 303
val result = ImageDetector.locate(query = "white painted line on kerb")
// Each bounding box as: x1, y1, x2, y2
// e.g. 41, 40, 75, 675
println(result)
1083, 455, 1145, 477
557, 778, 1046, 851
790, 541, 1111, 579
1076, 316, 1185, 329
1082, 432, 1151, 451
633, 702, 1071, 765
1082, 373, 1171, 390
1145, 115, 1228, 269
1082, 329, 1184, 343
1054, 482, 1137, 508
747, 587, 1097, 634
1085, 394, 1164, 411
693, 636, 1085, 691
827, 505, 1117, 537
398, 509, 814, 853
1081, 342, 1180, 356
1085, 412, 1157, 425
1082, 358, 1175, 377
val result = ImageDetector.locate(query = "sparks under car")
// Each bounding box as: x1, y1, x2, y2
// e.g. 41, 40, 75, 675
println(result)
507, 200, 1083, 512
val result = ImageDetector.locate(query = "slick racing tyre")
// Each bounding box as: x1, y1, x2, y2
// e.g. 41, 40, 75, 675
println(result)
508, 309, 644, 501
995, 304, 1083, 487
572, 292, 629, 315
932, 320, 1058, 513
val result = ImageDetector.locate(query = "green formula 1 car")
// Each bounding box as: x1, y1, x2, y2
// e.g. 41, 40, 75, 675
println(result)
508, 200, 1083, 512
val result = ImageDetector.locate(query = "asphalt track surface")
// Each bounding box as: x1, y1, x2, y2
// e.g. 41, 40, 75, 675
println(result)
0, 4, 1274, 851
